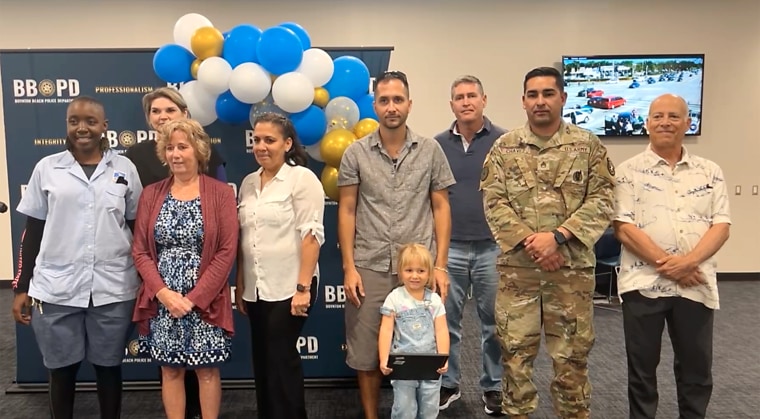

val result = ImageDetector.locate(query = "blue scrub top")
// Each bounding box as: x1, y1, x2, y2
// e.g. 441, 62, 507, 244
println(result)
17, 149, 143, 307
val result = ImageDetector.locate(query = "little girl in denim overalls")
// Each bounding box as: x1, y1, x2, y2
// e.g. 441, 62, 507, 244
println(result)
379, 243, 450, 419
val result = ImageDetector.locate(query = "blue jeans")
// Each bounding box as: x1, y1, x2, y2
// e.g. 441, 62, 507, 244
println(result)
442, 239, 503, 392
391, 379, 441, 419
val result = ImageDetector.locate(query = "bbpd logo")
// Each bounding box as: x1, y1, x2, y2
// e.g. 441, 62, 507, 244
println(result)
106, 130, 156, 148
126, 339, 140, 356
245, 130, 255, 153
13, 79, 80, 98
297, 336, 319, 360
324, 285, 346, 309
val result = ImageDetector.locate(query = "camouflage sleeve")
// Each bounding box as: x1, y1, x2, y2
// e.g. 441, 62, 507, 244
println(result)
560, 138, 616, 249
480, 147, 534, 253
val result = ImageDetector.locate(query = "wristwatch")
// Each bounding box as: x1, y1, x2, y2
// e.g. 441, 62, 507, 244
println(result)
296, 283, 311, 292
552, 229, 568, 245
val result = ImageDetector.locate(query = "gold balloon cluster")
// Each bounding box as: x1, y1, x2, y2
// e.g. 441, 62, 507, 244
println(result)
317, 118, 379, 201
319, 129, 356, 169
189, 26, 224, 78
311, 78, 379, 201
319, 129, 354, 201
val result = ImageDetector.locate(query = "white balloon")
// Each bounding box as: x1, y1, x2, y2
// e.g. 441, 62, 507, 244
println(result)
178, 81, 218, 126
197, 57, 233, 95
324, 96, 360, 130
179, 80, 216, 111
173, 13, 213, 52
305, 142, 324, 162
190, 106, 218, 126
184, 103, 217, 126
296, 48, 335, 87
229, 63, 272, 104
271, 72, 315, 114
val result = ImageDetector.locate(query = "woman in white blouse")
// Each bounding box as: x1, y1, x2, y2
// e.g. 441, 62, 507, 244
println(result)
236, 112, 325, 419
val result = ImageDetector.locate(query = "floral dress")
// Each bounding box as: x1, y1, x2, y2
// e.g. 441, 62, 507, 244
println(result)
140, 193, 231, 367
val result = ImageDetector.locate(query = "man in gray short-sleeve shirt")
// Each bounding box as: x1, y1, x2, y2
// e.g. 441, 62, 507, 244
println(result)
337, 70, 455, 418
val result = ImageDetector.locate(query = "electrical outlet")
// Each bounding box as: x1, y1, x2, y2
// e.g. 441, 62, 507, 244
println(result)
753, 185, 759, 195
735, 185, 742, 195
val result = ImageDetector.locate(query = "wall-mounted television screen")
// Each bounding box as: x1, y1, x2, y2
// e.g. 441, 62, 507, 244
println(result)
561, 54, 705, 137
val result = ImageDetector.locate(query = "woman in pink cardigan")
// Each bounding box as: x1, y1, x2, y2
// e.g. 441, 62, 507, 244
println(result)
132, 119, 238, 419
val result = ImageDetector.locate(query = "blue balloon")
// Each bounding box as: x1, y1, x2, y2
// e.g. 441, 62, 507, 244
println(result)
256, 26, 303, 75
216, 91, 252, 125
278, 22, 311, 50
323, 56, 371, 100
355, 94, 377, 120
153, 44, 194, 83
222, 24, 262, 68
290, 105, 327, 146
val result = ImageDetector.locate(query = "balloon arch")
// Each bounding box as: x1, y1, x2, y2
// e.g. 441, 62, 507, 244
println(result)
152, 13, 380, 200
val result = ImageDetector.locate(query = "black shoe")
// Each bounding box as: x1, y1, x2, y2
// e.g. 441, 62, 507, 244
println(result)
483, 390, 504, 416
439, 386, 461, 410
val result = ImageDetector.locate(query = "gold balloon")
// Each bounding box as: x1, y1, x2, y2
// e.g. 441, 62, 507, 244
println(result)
190, 26, 224, 60
190, 58, 202, 79
313, 87, 330, 108
320, 128, 357, 168
321, 166, 340, 202
353, 118, 379, 139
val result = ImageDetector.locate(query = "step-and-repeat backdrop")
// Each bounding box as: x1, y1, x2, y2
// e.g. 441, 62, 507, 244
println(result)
0, 47, 391, 387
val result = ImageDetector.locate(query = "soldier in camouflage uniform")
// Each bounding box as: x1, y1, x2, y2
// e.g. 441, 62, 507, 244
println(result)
480, 67, 615, 419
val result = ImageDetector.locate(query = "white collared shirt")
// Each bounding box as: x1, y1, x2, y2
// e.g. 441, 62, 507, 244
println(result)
613, 145, 731, 309
238, 164, 325, 302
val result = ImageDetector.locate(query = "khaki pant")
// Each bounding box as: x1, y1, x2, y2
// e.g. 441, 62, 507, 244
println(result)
495, 266, 595, 418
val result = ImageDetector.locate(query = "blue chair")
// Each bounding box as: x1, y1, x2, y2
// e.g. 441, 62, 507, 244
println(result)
593, 227, 621, 309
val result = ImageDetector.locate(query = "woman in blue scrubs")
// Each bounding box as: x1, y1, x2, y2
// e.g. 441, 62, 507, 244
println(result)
11, 96, 143, 419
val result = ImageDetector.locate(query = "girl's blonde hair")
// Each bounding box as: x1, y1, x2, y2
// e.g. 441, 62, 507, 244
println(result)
397, 243, 435, 287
